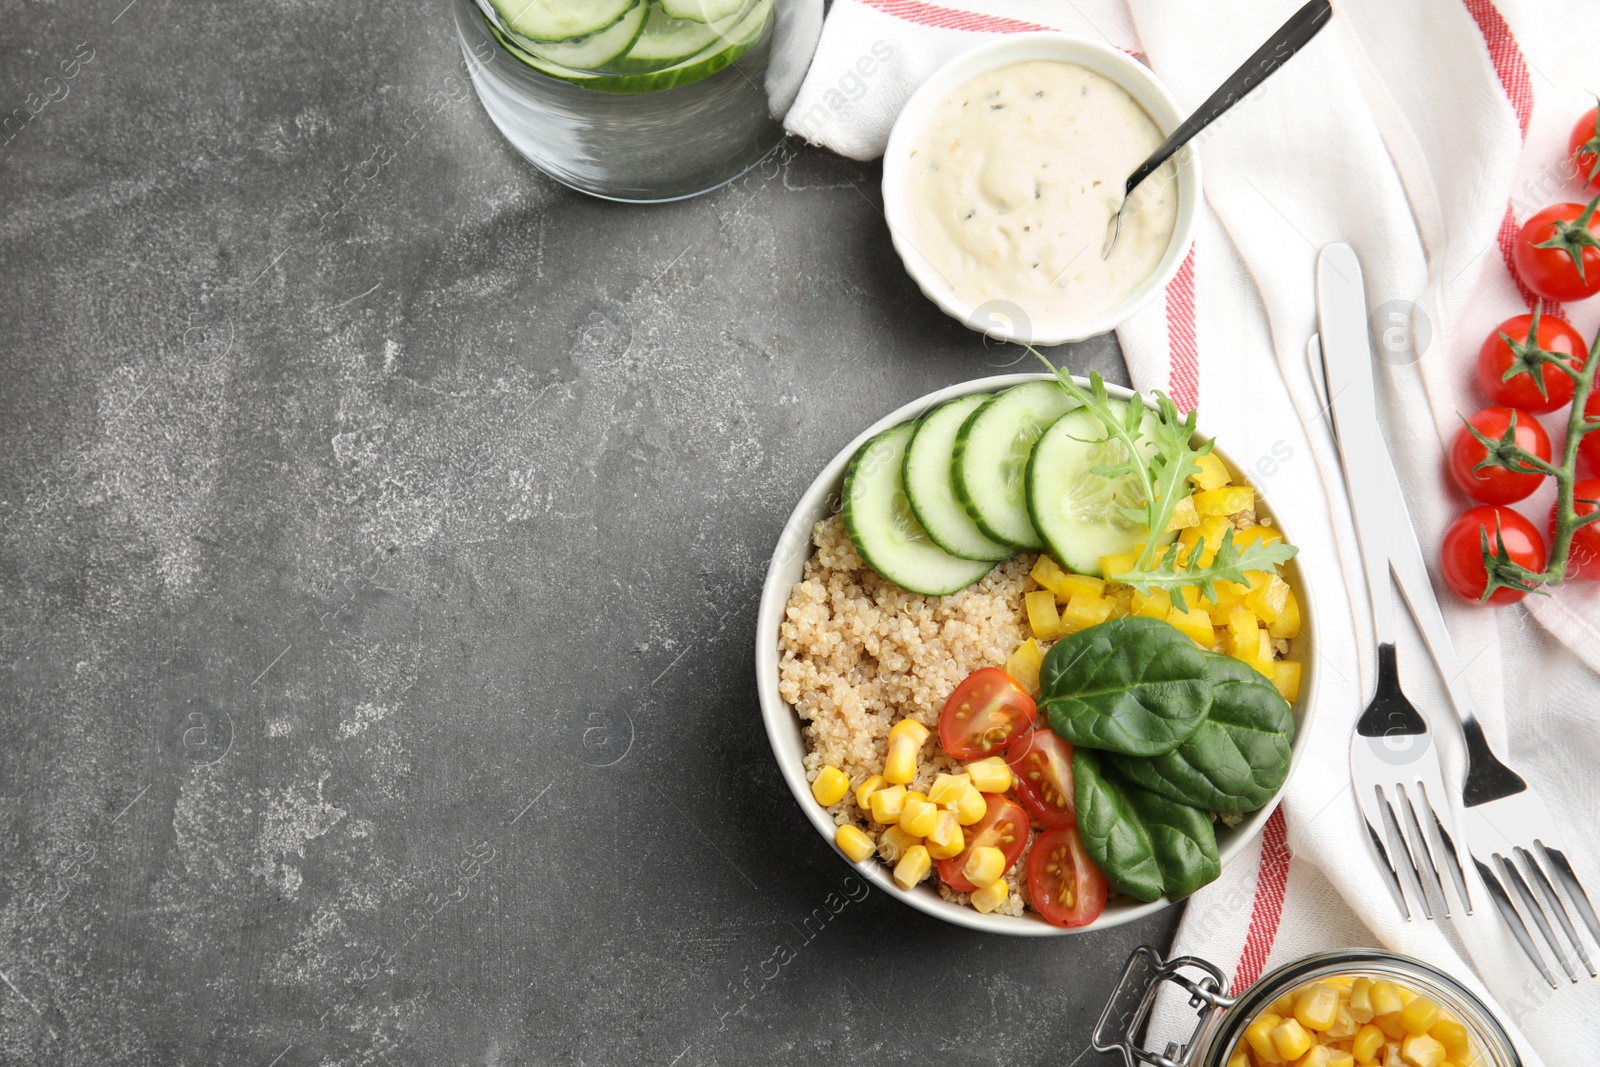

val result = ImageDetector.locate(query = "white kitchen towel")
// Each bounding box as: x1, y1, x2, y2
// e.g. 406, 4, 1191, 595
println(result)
784, 1, 1600, 1062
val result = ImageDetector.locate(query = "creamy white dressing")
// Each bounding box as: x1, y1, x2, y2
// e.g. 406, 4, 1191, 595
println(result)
902, 60, 1179, 325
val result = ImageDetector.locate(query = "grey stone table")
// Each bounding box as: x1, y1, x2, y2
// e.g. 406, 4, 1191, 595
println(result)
0, 1, 1182, 1063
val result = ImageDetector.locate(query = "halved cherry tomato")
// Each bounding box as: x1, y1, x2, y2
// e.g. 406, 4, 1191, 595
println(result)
1513, 199, 1600, 302
1555, 479, 1600, 581
1440, 505, 1547, 605
1569, 103, 1600, 194
1447, 407, 1551, 505
936, 793, 1029, 892
1005, 730, 1076, 828
1476, 308, 1586, 413
1026, 826, 1108, 929
1583, 391, 1600, 477
938, 667, 1036, 760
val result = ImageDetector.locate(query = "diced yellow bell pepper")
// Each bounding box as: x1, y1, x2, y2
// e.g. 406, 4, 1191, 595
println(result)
1054, 572, 1108, 602
1236, 524, 1284, 548
1024, 590, 1060, 641
1060, 591, 1113, 632
1167, 605, 1215, 646
811, 766, 849, 806
1227, 604, 1259, 649
1100, 548, 1141, 579
1166, 494, 1202, 531
1251, 629, 1277, 678
1132, 588, 1172, 619
1029, 554, 1074, 599
1272, 660, 1302, 702
1106, 586, 1135, 619
1005, 637, 1044, 696
1269, 586, 1301, 639
835, 824, 875, 862
1195, 485, 1256, 517
1191, 451, 1231, 491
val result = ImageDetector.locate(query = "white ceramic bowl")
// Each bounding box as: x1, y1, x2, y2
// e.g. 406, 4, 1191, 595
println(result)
881, 34, 1201, 347
755, 373, 1320, 935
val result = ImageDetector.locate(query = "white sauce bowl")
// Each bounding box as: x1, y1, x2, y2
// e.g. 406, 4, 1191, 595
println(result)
882, 34, 1201, 346
755, 374, 1320, 935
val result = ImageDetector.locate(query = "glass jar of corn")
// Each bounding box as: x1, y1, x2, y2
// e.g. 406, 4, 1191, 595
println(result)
1092, 947, 1520, 1067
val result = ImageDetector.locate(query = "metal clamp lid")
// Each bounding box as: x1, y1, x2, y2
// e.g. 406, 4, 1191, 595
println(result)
1093, 946, 1237, 1067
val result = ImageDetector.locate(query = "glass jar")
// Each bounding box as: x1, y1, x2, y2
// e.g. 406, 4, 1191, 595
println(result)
1094, 946, 1521, 1067
453, 0, 812, 201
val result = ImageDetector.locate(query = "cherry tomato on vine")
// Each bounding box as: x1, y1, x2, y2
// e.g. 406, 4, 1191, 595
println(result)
1569, 102, 1600, 194
1513, 198, 1600, 302
1583, 391, 1600, 477
1026, 826, 1107, 929
938, 668, 1036, 760
1555, 479, 1600, 581
1447, 407, 1552, 504
1440, 505, 1547, 605
1476, 306, 1586, 413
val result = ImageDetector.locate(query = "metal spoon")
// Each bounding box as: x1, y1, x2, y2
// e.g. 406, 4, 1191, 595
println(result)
1101, 0, 1333, 259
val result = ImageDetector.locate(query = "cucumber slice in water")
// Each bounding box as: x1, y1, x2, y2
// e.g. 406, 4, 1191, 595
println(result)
516, 1, 647, 70
903, 396, 1017, 562
843, 422, 996, 596
608, 0, 750, 71
952, 381, 1076, 551
1025, 403, 1172, 576
489, 0, 636, 42
661, 0, 746, 23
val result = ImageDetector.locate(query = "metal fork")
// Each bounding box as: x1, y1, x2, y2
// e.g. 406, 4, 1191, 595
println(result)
1318, 243, 1600, 986
1315, 256, 1472, 926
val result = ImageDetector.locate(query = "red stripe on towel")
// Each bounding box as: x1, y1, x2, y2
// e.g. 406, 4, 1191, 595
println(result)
855, 0, 1050, 35
1232, 807, 1291, 991
1165, 248, 1198, 412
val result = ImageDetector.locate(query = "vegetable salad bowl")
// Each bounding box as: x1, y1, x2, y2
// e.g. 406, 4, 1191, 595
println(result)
754, 374, 1321, 935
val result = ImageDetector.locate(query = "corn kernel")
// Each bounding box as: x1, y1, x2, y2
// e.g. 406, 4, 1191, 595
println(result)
954, 784, 988, 825
1349, 979, 1375, 1024
1026, 589, 1062, 640
869, 784, 907, 824
1245, 1015, 1286, 1065
1132, 588, 1172, 619
1273, 660, 1302, 702
888, 718, 931, 745
1293, 1048, 1333, 1067
1427, 1020, 1468, 1061
811, 766, 849, 806
926, 810, 964, 858
1294, 983, 1340, 1031
1381, 1043, 1402, 1067
1005, 638, 1044, 696
892, 844, 931, 890
1195, 485, 1256, 517
899, 794, 939, 837
855, 774, 887, 810
1324, 1004, 1359, 1040
1227, 1045, 1250, 1067
1369, 981, 1403, 1017
1375, 1014, 1406, 1041
1270, 992, 1297, 1017
1060, 591, 1113, 632
1167, 604, 1216, 646
928, 773, 971, 807
1191, 451, 1231, 491
970, 879, 1009, 913
963, 845, 1005, 889
967, 758, 1011, 793
834, 824, 874, 862
1327, 1054, 1356, 1067
1399, 1035, 1444, 1067
877, 825, 921, 863
884, 734, 919, 785
1353, 1024, 1385, 1063
1399, 998, 1438, 1036
1167, 494, 1202, 531
1272, 1019, 1313, 1061
1029, 554, 1075, 598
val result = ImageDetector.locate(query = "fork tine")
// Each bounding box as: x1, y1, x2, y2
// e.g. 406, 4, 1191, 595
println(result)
1417, 781, 1472, 915
1377, 785, 1432, 920
1398, 784, 1449, 918
1516, 847, 1597, 978
1363, 816, 1410, 921
1475, 856, 1558, 988
1538, 841, 1600, 948
1498, 853, 1578, 983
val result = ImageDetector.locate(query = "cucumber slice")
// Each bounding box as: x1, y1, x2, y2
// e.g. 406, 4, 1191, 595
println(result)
661, 0, 745, 23
1025, 403, 1172, 576
843, 422, 996, 596
607, 0, 750, 72
489, 0, 636, 42
952, 381, 1076, 551
903, 396, 1017, 562
516, 1, 646, 70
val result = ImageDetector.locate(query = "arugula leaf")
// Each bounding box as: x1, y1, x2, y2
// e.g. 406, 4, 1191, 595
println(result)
1071, 749, 1164, 902
1041, 617, 1211, 757
1109, 652, 1295, 813
1108, 529, 1300, 614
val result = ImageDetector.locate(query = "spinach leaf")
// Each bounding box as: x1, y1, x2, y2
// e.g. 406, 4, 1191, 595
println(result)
1071, 748, 1164, 902
1109, 653, 1295, 813
1122, 779, 1220, 901
1042, 617, 1212, 757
